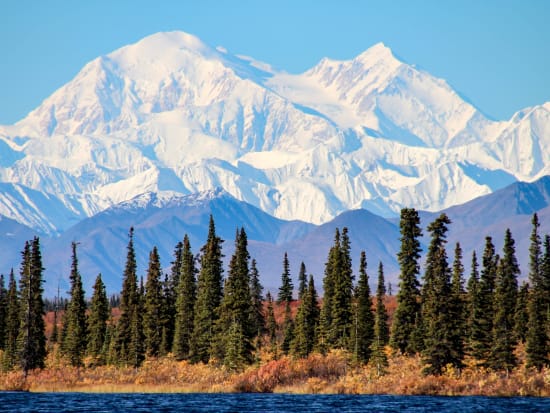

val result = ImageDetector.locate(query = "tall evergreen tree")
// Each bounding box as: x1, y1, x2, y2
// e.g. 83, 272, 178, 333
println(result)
2, 270, 19, 371
0, 274, 7, 350
216, 228, 254, 368
144, 247, 164, 357
318, 229, 340, 352
278, 253, 293, 303
162, 241, 183, 355
62, 242, 88, 366
249, 259, 265, 341
190, 215, 224, 363
352, 251, 374, 363
467, 251, 482, 357
51, 286, 60, 345
390, 208, 423, 355
173, 235, 197, 360
490, 229, 519, 371
277, 252, 295, 355
449, 242, 466, 371
421, 214, 460, 375
115, 228, 142, 366
297, 262, 307, 300
526, 213, 549, 369
542, 235, 550, 339
370, 262, 389, 375
18, 238, 47, 374
129, 277, 145, 368
331, 227, 354, 350
375, 262, 390, 345
265, 291, 277, 356
87, 274, 109, 364
470, 236, 498, 364
306, 275, 320, 353
291, 267, 320, 358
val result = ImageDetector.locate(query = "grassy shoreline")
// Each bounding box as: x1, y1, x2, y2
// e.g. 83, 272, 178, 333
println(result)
2, 349, 549, 396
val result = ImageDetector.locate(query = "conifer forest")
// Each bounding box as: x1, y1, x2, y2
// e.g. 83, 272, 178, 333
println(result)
1, 210, 550, 394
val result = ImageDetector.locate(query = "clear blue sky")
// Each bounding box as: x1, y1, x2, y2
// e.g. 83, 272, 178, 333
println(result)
1, 0, 549, 124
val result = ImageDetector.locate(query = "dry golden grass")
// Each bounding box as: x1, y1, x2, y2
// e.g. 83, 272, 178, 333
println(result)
1, 344, 549, 395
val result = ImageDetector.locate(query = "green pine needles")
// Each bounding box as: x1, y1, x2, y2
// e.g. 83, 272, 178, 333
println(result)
2, 212, 549, 377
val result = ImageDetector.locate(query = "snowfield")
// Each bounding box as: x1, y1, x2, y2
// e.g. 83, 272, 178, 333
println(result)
0, 31, 548, 232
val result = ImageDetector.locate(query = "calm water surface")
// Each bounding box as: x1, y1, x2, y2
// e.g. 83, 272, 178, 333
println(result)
1, 392, 549, 412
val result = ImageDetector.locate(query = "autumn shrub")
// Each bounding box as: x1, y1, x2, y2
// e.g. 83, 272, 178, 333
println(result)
1, 347, 549, 395
0, 371, 29, 391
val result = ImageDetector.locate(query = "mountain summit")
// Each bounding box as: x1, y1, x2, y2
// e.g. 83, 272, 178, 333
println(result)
0, 31, 549, 231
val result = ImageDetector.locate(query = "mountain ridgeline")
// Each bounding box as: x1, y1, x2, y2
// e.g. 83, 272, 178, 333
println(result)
0, 177, 550, 296
0, 31, 548, 233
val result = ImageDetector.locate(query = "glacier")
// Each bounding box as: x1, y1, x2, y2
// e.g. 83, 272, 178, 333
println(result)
0, 31, 548, 233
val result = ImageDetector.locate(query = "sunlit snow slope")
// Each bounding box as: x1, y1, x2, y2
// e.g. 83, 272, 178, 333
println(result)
0, 31, 548, 232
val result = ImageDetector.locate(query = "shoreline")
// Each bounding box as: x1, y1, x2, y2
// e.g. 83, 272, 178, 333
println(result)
2, 351, 549, 397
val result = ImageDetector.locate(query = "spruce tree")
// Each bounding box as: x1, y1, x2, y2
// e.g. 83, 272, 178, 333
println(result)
526, 213, 549, 369
129, 277, 145, 368
249, 259, 265, 341
224, 320, 247, 371
542, 235, 550, 339
370, 262, 389, 376
278, 252, 293, 303
277, 252, 295, 355
0, 274, 7, 350
173, 234, 197, 360
115, 227, 142, 366
543, 234, 550, 283
2, 270, 19, 371
62, 242, 88, 366
297, 262, 307, 300
449, 242, 466, 371
87, 274, 109, 364
390, 208, 423, 355
489, 229, 519, 371
470, 236, 498, 364
265, 291, 277, 356
291, 274, 308, 359
375, 262, 389, 345
318, 229, 340, 352
51, 286, 60, 345
162, 241, 183, 355
306, 275, 320, 354
331, 227, 354, 350
18, 238, 47, 374
144, 247, 164, 357
352, 251, 374, 363
421, 214, 459, 375
215, 228, 254, 367
467, 251, 482, 357
190, 215, 224, 363
291, 267, 319, 358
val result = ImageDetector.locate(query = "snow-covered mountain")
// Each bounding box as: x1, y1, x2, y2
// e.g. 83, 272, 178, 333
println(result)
7, 177, 550, 297
0, 31, 549, 232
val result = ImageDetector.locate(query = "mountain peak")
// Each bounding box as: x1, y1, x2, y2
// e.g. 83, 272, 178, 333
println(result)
353, 42, 400, 66
111, 30, 215, 60
2, 31, 548, 233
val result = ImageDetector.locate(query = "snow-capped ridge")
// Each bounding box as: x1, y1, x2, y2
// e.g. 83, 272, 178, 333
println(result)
108, 187, 233, 212
0, 30, 548, 232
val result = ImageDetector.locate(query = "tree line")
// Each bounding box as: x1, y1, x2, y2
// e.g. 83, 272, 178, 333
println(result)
0, 211, 549, 375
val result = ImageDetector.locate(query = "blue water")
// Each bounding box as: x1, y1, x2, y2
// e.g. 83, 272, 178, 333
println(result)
1, 392, 549, 412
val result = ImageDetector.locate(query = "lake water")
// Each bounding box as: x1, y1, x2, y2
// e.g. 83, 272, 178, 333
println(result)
1, 392, 549, 412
